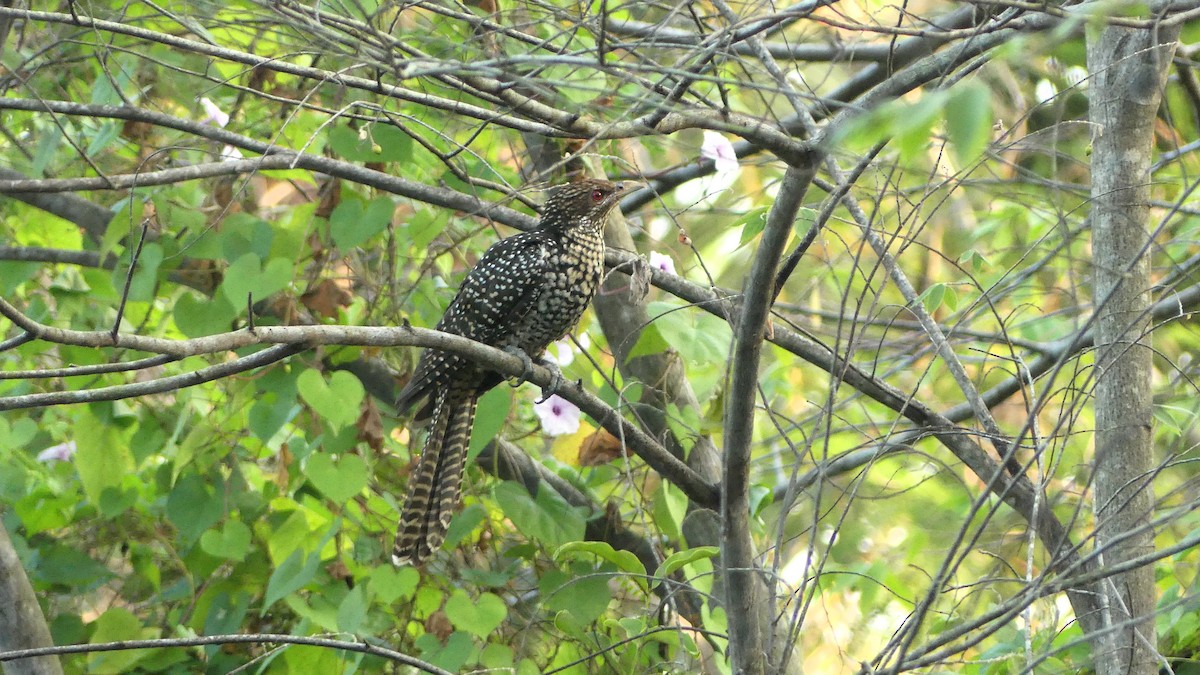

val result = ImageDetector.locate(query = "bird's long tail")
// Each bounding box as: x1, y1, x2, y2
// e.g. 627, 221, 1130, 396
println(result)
392, 384, 477, 566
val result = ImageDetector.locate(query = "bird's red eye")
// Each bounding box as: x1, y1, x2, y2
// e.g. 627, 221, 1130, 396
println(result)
591, 189, 604, 202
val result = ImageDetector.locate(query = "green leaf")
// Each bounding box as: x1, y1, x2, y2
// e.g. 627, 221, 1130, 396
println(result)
750, 484, 773, 517
542, 64, 601, 106
734, 206, 769, 247
648, 301, 732, 366
73, 410, 135, 513
153, 195, 206, 235
920, 283, 946, 313
416, 631, 475, 673
219, 253, 293, 307
493, 481, 585, 549
3, 417, 37, 449
297, 369, 364, 429
337, 584, 368, 633
469, 387, 512, 458
541, 567, 611, 624
0, 260, 40, 295
368, 565, 419, 604
173, 292, 237, 338
794, 207, 818, 233
199, 519, 252, 561
654, 546, 719, 582
118, 242, 164, 302
202, 592, 251, 650
626, 322, 669, 360
957, 248, 990, 274
480, 644, 515, 670
328, 124, 413, 162
33, 543, 114, 587
283, 645, 343, 673
653, 479, 687, 541
946, 82, 993, 166
31, 125, 63, 177
553, 541, 647, 592
402, 208, 447, 251
101, 198, 143, 258
305, 452, 368, 503
221, 214, 275, 261
262, 548, 320, 614
166, 475, 224, 548
444, 589, 508, 639
893, 91, 949, 160
443, 503, 487, 550
248, 392, 300, 442
85, 122, 120, 158
87, 608, 158, 674
330, 196, 395, 249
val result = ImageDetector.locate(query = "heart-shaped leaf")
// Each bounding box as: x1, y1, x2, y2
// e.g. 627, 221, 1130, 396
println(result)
306, 452, 367, 503
297, 370, 364, 429
331, 197, 394, 250
444, 589, 507, 639
220, 253, 293, 307
200, 519, 252, 561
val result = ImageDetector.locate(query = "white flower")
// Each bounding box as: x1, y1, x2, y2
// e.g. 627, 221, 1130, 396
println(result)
701, 131, 740, 174
37, 441, 76, 463
533, 395, 580, 436
1064, 66, 1087, 88
219, 145, 244, 162
1034, 79, 1057, 104
648, 251, 676, 275
546, 338, 575, 367
199, 97, 230, 127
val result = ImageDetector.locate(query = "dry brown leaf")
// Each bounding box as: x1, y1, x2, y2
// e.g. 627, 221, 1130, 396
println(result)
357, 397, 385, 452
274, 443, 293, 490
121, 119, 153, 143
579, 427, 625, 466
315, 178, 342, 218
326, 559, 351, 581
301, 278, 353, 319
425, 610, 454, 642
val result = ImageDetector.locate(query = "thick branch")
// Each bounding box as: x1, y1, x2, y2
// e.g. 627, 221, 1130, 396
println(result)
0, 521, 62, 675
0, 300, 717, 509
1088, 19, 1179, 675
722, 163, 815, 675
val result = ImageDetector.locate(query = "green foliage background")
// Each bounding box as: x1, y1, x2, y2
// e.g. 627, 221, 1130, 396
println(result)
2, 1, 1199, 673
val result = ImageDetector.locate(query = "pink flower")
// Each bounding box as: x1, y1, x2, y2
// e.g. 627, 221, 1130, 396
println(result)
701, 131, 739, 174
37, 441, 76, 463
199, 97, 230, 127
197, 98, 242, 161
648, 251, 676, 275
534, 395, 581, 436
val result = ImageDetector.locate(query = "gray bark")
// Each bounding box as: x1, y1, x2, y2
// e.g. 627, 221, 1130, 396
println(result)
1088, 19, 1178, 675
721, 165, 815, 675
0, 522, 63, 675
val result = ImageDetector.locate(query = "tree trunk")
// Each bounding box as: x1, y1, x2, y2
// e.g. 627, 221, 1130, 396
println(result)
1087, 18, 1178, 675
0, 522, 63, 675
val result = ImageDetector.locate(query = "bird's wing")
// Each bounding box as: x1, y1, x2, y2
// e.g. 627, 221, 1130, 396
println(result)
395, 232, 548, 416
439, 232, 549, 345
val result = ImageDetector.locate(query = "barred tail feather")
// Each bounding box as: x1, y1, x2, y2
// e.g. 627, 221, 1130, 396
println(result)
392, 386, 478, 566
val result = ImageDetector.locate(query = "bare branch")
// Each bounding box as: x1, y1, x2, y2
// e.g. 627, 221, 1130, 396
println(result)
0, 633, 450, 674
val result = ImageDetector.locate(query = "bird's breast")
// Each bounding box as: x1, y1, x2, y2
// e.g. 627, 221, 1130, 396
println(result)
510, 231, 605, 352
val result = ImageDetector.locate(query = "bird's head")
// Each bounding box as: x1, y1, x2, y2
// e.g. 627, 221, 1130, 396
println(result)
540, 179, 638, 232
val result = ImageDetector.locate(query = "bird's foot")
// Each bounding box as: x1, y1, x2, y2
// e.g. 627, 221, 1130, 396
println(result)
535, 360, 565, 403
503, 345, 536, 387
503, 345, 564, 402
